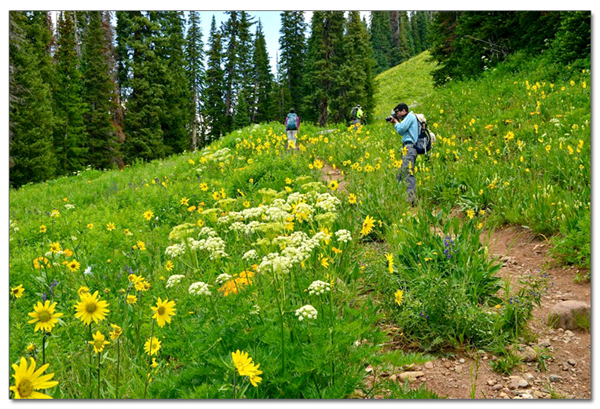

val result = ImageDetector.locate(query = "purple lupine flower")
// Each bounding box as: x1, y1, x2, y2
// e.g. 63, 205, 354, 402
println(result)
42, 292, 47, 302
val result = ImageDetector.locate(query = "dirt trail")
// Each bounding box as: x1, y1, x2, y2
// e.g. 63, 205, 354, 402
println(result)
318, 167, 591, 399
321, 164, 348, 193
403, 227, 591, 400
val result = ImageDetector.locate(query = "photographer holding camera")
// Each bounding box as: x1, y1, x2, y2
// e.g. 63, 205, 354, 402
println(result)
387, 103, 418, 205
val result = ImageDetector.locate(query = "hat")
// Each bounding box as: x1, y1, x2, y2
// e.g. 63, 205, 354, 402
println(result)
357, 104, 361, 108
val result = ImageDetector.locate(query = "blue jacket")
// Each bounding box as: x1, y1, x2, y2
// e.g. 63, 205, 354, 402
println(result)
394, 111, 418, 145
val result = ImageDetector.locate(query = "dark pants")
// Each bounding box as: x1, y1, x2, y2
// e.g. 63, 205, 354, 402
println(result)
396, 143, 417, 203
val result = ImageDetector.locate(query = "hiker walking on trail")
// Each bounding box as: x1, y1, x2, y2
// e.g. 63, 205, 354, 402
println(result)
350, 104, 364, 127
285, 109, 300, 150
389, 103, 418, 205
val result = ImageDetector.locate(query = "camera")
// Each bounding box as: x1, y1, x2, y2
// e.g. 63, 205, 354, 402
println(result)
385, 110, 399, 122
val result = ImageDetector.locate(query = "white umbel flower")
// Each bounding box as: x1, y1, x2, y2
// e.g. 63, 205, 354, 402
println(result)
165, 243, 186, 258
295, 305, 318, 321
188, 281, 211, 296
215, 273, 232, 285
308, 280, 330, 295
242, 249, 258, 260
166, 274, 185, 288
335, 229, 352, 243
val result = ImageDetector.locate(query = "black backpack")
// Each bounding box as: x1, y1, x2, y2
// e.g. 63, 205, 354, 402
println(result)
414, 114, 432, 155
350, 107, 358, 120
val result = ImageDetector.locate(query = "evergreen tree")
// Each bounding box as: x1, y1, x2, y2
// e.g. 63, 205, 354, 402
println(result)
250, 20, 273, 123
233, 90, 250, 129
118, 11, 166, 162
115, 11, 134, 102
26, 12, 55, 88
415, 11, 432, 51
81, 11, 121, 170
203, 16, 227, 141
389, 11, 401, 65
9, 11, 57, 187
153, 11, 191, 155
185, 11, 205, 150
270, 53, 287, 122
221, 11, 239, 131
333, 11, 375, 123
221, 11, 254, 131
101, 11, 126, 151
303, 11, 345, 126
551, 11, 590, 64
278, 11, 307, 115
237, 12, 255, 95
369, 11, 394, 74
398, 11, 412, 61
410, 11, 422, 54
429, 11, 566, 86
53, 11, 88, 175
429, 11, 462, 86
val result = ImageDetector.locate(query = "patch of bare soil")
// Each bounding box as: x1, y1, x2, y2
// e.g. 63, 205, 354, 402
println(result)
321, 164, 348, 193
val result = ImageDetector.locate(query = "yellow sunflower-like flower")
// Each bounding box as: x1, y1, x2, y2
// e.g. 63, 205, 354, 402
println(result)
348, 193, 357, 204
134, 278, 147, 292
11, 284, 25, 299
77, 286, 89, 297
360, 215, 375, 236
89, 330, 109, 353
126, 295, 138, 305
66, 259, 80, 272
49, 242, 61, 253
328, 180, 339, 191
109, 324, 123, 341
231, 350, 263, 387
74, 291, 110, 325
28, 300, 63, 332
39, 225, 47, 233
394, 290, 404, 306
385, 253, 394, 274
10, 357, 58, 399
144, 210, 154, 221
165, 260, 174, 272
151, 298, 176, 328
144, 336, 161, 356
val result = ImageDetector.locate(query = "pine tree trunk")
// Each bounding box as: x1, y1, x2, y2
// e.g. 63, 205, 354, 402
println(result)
390, 11, 400, 50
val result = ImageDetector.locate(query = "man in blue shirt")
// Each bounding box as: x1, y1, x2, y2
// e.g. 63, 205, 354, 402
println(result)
390, 103, 418, 205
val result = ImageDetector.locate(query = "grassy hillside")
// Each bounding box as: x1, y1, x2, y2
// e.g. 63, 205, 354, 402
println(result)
372, 51, 590, 266
373, 51, 437, 120
8, 51, 590, 399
